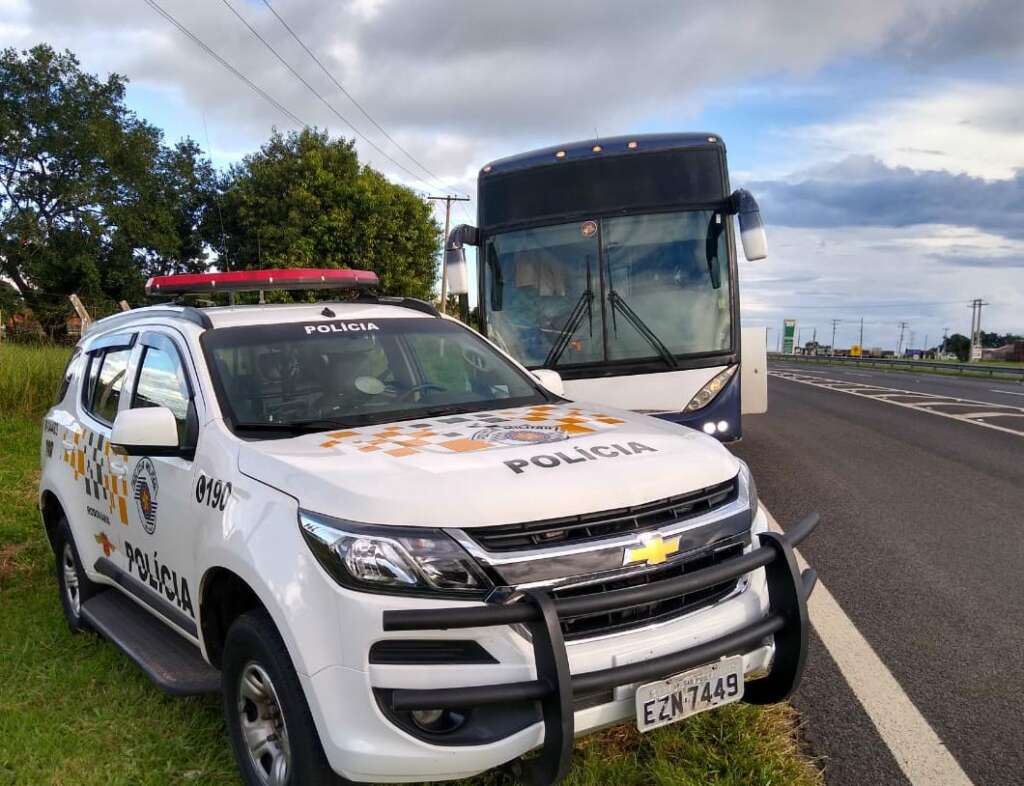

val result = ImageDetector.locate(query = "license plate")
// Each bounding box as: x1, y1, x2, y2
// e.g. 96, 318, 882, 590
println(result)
635, 655, 744, 732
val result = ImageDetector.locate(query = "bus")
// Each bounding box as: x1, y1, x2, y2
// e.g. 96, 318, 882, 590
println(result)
443, 133, 768, 441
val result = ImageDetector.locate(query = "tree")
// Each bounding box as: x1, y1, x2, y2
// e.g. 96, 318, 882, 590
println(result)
216, 129, 440, 299
944, 333, 971, 361
0, 45, 216, 316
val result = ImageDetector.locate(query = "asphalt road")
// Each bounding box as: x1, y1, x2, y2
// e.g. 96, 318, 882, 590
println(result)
732, 367, 1024, 786
771, 360, 1024, 409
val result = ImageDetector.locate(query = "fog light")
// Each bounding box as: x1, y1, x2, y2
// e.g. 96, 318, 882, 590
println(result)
702, 422, 717, 435
410, 708, 465, 733
717, 420, 729, 433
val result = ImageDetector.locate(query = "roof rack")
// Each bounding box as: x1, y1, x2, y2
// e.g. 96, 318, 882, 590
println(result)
84, 305, 213, 335
145, 268, 378, 296
356, 295, 440, 317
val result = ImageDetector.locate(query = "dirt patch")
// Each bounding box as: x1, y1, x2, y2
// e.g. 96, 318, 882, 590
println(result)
0, 542, 31, 585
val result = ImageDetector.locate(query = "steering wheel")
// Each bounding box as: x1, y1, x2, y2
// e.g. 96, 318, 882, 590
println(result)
399, 383, 447, 402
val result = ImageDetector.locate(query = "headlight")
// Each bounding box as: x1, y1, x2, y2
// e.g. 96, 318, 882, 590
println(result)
299, 510, 492, 597
685, 365, 738, 412
738, 460, 759, 519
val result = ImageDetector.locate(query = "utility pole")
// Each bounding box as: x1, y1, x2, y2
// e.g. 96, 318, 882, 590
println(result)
967, 298, 988, 362
427, 195, 471, 314
942, 326, 950, 356
859, 316, 864, 350
830, 319, 840, 356
897, 321, 909, 356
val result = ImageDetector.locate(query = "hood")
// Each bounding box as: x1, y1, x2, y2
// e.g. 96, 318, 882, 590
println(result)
237, 401, 739, 528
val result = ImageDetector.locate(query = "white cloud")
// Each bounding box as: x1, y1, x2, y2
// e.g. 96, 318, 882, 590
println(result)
740, 224, 1024, 346
793, 83, 1024, 179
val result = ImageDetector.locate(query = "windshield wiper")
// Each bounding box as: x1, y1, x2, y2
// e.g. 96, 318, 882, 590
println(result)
607, 289, 678, 369
233, 418, 359, 434
603, 248, 678, 369
543, 256, 594, 367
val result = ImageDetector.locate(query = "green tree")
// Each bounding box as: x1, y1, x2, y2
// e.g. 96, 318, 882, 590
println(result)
0, 45, 215, 317
944, 333, 971, 361
217, 128, 440, 299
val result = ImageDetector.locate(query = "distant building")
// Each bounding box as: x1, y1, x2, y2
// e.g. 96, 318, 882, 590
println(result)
982, 342, 1024, 362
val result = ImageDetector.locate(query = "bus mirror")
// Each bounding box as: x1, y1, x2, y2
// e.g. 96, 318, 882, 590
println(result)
445, 224, 477, 296
731, 189, 768, 261
445, 247, 469, 295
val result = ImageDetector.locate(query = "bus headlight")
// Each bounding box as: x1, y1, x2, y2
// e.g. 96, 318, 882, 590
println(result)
684, 366, 738, 412
299, 510, 491, 597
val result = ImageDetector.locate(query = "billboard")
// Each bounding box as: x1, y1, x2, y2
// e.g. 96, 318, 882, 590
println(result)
782, 319, 797, 354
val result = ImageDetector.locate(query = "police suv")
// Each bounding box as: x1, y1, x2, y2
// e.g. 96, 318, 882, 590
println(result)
39, 269, 818, 786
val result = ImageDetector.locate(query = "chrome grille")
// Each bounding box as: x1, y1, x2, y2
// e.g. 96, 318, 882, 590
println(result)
468, 478, 738, 553
552, 538, 747, 641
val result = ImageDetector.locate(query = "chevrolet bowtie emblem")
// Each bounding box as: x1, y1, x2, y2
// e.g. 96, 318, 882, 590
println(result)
623, 535, 681, 567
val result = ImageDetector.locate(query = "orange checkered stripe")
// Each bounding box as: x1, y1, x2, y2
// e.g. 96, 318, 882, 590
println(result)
318, 404, 626, 458
61, 426, 130, 525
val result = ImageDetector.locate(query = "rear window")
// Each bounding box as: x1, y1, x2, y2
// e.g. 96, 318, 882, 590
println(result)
55, 348, 81, 404
84, 348, 131, 424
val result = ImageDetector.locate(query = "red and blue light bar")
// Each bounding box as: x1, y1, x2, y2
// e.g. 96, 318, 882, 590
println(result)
145, 268, 379, 296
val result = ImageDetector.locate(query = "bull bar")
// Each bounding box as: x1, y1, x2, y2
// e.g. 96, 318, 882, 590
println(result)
381, 512, 820, 786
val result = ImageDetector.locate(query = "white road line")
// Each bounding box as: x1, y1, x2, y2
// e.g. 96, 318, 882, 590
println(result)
991, 389, 1024, 397
765, 510, 974, 786
771, 372, 1024, 438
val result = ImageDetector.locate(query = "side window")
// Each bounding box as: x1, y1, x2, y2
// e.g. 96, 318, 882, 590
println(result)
55, 348, 82, 404
86, 349, 132, 424
132, 345, 192, 443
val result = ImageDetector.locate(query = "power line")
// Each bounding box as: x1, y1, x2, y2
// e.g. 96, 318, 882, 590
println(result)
142, 0, 306, 128
259, 0, 452, 192
218, 0, 452, 196
764, 300, 971, 310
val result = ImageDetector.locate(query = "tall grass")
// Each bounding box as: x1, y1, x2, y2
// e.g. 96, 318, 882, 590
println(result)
0, 342, 71, 421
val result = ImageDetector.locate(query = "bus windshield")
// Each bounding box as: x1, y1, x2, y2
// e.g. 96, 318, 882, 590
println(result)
482, 210, 732, 369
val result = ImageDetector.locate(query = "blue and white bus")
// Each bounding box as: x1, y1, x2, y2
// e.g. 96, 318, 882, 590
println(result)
444, 133, 768, 441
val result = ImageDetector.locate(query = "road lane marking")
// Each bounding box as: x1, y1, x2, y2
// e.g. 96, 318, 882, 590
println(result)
991, 389, 1024, 397
770, 371, 1024, 437
765, 510, 975, 786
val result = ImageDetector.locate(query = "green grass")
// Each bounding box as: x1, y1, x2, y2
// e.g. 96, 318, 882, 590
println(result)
0, 343, 71, 420
0, 343, 821, 786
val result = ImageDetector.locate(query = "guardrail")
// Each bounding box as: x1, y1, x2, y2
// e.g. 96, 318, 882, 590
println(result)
768, 353, 1024, 381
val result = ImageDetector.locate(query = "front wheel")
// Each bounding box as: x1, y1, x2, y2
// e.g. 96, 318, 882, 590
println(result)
222, 609, 351, 786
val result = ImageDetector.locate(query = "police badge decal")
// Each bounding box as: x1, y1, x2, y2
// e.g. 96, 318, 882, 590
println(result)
131, 457, 160, 535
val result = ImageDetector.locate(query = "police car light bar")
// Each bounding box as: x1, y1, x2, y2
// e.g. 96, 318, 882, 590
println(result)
145, 268, 379, 296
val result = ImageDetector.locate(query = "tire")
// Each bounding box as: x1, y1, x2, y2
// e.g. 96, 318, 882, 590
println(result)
55, 516, 101, 633
222, 609, 353, 786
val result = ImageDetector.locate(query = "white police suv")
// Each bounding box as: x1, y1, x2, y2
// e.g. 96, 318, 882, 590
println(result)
38, 269, 818, 786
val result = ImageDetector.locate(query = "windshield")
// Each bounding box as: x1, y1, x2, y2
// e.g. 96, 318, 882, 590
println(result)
201, 318, 549, 436
483, 211, 732, 368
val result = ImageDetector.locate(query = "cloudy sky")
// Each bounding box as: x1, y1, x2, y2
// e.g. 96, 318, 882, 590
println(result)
6, 0, 1023, 349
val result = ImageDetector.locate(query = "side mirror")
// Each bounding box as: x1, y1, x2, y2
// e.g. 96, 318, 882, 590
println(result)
111, 407, 181, 456
532, 368, 565, 397
731, 189, 767, 261
444, 224, 479, 297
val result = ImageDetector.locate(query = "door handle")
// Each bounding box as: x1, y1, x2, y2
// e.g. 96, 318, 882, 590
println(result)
109, 458, 128, 477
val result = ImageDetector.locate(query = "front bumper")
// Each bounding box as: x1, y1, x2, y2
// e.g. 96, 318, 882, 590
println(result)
375, 512, 819, 786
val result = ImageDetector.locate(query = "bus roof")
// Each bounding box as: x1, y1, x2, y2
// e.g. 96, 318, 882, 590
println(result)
480, 132, 724, 176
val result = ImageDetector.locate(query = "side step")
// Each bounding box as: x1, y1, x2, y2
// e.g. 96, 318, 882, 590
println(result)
81, 590, 221, 696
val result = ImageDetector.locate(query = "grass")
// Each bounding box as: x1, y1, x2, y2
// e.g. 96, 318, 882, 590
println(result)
0, 342, 822, 786
0, 343, 72, 420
